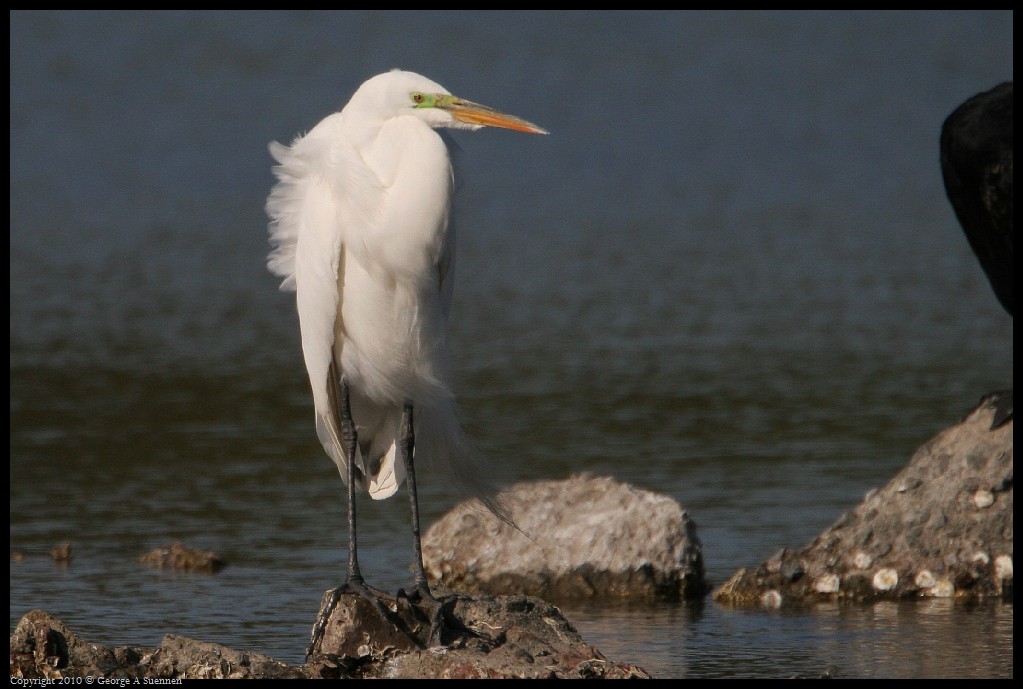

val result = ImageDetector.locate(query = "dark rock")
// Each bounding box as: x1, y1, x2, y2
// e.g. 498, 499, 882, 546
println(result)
422, 474, 707, 601
308, 591, 651, 678
9, 609, 303, 680
10, 609, 134, 680
10, 597, 651, 680
713, 395, 1013, 606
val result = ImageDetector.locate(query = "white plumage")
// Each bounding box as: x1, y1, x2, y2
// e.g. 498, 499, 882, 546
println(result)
266, 70, 546, 501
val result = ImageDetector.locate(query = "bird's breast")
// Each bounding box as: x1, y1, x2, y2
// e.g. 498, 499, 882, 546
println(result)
348, 119, 454, 290
336, 120, 454, 404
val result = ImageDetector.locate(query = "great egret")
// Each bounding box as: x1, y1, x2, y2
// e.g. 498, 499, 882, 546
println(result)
266, 69, 546, 652
940, 81, 1013, 428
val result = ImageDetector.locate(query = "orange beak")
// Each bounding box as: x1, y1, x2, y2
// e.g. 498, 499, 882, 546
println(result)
445, 98, 548, 135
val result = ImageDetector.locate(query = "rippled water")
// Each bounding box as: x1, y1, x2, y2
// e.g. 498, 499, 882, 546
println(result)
10, 11, 1013, 678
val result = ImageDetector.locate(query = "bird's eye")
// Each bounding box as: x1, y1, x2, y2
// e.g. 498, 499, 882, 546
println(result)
411, 93, 425, 104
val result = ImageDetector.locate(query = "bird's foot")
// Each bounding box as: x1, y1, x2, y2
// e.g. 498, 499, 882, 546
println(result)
395, 583, 480, 648
395, 583, 447, 647
306, 578, 397, 660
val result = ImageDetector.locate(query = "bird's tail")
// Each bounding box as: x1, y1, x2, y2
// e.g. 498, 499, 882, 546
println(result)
414, 398, 519, 533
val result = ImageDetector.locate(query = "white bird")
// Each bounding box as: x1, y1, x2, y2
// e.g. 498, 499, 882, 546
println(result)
266, 69, 546, 652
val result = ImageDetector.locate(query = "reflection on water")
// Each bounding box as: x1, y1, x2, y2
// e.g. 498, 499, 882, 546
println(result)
10, 10, 1013, 679
565, 599, 1013, 679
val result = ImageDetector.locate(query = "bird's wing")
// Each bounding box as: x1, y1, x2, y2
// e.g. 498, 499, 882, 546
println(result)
266, 118, 370, 483
438, 216, 456, 320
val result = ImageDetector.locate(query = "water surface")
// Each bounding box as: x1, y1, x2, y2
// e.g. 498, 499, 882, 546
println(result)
10, 11, 1013, 678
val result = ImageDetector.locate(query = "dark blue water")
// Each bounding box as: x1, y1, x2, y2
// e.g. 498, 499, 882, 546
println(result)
10, 11, 1013, 678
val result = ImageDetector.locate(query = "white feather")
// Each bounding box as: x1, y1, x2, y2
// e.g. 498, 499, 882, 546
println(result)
266, 72, 459, 500
266, 70, 544, 507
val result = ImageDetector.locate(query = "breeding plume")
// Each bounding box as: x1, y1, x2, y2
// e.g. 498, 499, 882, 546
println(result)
266, 69, 546, 651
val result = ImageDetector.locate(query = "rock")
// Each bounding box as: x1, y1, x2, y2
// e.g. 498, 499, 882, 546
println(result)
307, 591, 651, 678
713, 394, 1013, 606
9, 609, 304, 680
9, 598, 651, 680
422, 474, 707, 601
144, 635, 307, 679
139, 542, 227, 574
49, 543, 72, 564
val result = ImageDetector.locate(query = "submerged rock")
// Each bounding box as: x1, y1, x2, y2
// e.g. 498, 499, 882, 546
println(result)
139, 542, 227, 574
49, 543, 72, 564
714, 394, 1013, 606
422, 474, 707, 601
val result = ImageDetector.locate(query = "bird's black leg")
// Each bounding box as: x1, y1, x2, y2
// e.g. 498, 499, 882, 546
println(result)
395, 401, 451, 647
306, 371, 392, 659
340, 376, 367, 587
399, 402, 433, 596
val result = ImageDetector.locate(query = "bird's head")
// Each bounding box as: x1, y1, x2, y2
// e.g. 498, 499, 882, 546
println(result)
346, 69, 548, 135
